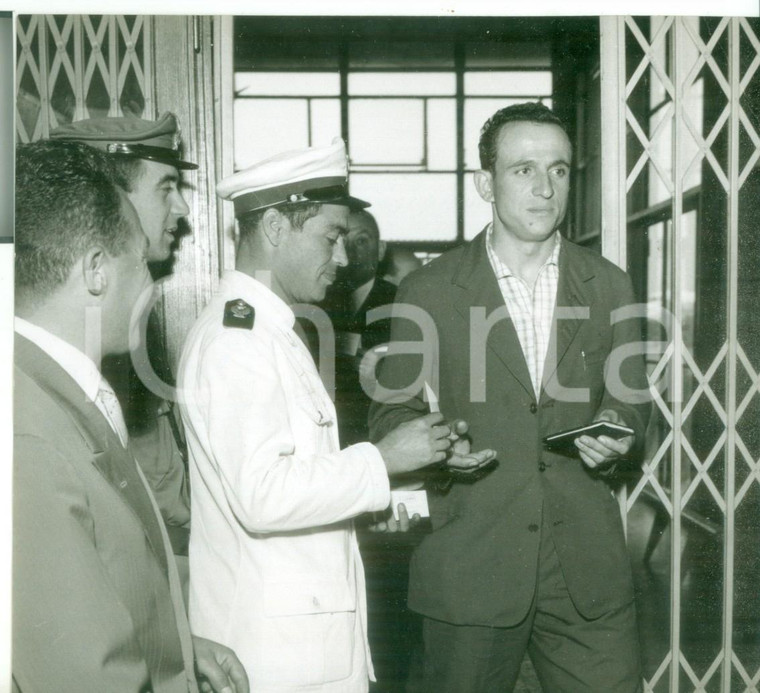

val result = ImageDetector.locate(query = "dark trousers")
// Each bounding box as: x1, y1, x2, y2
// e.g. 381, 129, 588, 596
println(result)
421, 516, 643, 693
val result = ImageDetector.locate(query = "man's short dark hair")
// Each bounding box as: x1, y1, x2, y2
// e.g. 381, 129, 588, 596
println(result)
16, 140, 133, 298
108, 155, 144, 192
478, 102, 568, 173
237, 201, 322, 239
348, 208, 379, 241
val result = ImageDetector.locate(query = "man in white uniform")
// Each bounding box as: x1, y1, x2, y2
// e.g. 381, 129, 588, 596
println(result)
178, 139, 495, 692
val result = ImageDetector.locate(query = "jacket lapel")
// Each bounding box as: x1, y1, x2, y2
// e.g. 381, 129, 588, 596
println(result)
15, 334, 170, 576
451, 229, 534, 398
541, 242, 597, 398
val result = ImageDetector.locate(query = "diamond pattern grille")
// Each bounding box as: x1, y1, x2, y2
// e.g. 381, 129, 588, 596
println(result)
16, 15, 154, 142
616, 16, 760, 693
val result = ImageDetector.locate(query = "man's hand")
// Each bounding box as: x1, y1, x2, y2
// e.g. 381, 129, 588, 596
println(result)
443, 419, 497, 472
574, 409, 634, 470
368, 502, 421, 533
192, 635, 249, 693
375, 412, 453, 475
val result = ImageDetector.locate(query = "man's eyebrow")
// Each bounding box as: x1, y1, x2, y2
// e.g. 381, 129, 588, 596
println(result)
156, 172, 180, 187
507, 158, 537, 168
507, 158, 571, 169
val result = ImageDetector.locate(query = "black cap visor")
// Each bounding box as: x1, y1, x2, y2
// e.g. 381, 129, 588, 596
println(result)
106, 142, 198, 170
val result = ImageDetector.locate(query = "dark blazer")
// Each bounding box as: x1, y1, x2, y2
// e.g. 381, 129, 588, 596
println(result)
13, 334, 197, 692
331, 277, 398, 446
369, 231, 650, 627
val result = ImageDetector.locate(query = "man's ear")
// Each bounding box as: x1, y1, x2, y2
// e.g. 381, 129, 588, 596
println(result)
260, 208, 286, 247
377, 239, 387, 263
473, 170, 495, 204
83, 246, 107, 296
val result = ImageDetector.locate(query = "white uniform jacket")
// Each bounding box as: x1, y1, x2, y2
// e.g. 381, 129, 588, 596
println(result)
178, 271, 391, 692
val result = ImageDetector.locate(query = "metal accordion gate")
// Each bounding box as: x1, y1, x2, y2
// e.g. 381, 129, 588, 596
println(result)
601, 16, 760, 693
16, 15, 155, 140
15, 13, 233, 367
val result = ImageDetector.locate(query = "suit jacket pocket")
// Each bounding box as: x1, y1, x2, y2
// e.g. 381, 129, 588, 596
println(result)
253, 580, 357, 686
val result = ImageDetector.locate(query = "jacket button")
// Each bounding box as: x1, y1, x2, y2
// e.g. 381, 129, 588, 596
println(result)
538, 461, 546, 472
529, 402, 538, 414
528, 524, 539, 532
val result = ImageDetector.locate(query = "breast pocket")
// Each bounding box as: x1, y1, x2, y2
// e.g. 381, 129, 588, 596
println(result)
255, 580, 357, 687
579, 346, 609, 401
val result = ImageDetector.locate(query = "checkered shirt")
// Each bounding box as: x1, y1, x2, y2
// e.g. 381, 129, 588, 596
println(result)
485, 225, 561, 397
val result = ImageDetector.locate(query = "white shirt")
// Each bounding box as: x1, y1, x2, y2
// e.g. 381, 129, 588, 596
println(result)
14, 317, 127, 445
485, 227, 561, 397
178, 270, 391, 692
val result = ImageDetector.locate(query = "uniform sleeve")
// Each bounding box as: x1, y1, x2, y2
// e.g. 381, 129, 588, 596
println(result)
13, 435, 152, 693
195, 331, 390, 533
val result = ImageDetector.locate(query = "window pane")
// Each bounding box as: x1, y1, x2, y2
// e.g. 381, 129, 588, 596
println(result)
310, 99, 342, 148
463, 98, 526, 170
235, 72, 339, 96
350, 173, 457, 241
464, 174, 492, 240
349, 99, 424, 166
427, 99, 457, 170
683, 78, 703, 191
465, 71, 552, 96
233, 99, 308, 169
349, 72, 456, 96
648, 105, 673, 207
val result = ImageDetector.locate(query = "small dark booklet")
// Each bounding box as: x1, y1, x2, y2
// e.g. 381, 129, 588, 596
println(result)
543, 421, 634, 449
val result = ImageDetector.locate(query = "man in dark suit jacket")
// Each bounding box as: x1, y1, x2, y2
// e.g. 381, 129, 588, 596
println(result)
369, 103, 650, 692
13, 140, 247, 693
326, 208, 398, 447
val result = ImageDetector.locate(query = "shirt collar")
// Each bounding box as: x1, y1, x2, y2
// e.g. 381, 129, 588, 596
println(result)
219, 270, 296, 330
486, 224, 562, 280
14, 316, 102, 402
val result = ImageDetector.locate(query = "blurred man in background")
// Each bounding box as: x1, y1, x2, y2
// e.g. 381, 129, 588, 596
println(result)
380, 244, 422, 287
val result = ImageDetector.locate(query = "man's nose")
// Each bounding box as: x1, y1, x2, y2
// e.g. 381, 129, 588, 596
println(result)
532, 172, 554, 198
172, 190, 190, 217
334, 236, 349, 267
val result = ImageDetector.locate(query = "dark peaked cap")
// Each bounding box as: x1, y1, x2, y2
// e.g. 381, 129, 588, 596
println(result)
50, 112, 198, 170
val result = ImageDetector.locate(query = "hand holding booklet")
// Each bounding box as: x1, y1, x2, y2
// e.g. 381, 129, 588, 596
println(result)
543, 421, 634, 450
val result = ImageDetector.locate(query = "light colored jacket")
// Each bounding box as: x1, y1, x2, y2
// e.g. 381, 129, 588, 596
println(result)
13, 333, 197, 693
178, 271, 390, 692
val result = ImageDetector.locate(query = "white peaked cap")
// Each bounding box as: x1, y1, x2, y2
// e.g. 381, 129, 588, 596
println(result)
217, 137, 369, 218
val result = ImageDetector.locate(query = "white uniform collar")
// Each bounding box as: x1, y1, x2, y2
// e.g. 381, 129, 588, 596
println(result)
15, 316, 102, 402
